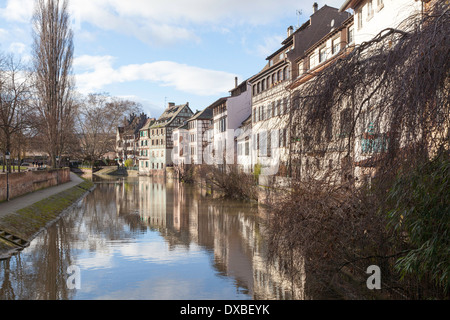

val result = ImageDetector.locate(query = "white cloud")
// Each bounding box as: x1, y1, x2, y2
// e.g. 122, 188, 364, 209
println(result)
0, 0, 349, 46
68, 0, 348, 46
0, 0, 34, 23
74, 54, 238, 96
8, 42, 26, 54
256, 34, 285, 58
0, 28, 8, 40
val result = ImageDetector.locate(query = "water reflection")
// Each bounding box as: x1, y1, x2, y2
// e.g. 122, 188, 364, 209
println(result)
0, 176, 306, 300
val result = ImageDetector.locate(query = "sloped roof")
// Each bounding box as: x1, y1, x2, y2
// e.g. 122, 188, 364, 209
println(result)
188, 107, 213, 122
140, 118, 156, 131
150, 102, 193, 128
250, 4, 351, 82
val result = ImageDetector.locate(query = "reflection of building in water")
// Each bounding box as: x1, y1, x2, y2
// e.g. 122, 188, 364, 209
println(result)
197, 200, 306, 300
138, 177, 172, 228
115, 177, 140, 216
135, 178, 307, 299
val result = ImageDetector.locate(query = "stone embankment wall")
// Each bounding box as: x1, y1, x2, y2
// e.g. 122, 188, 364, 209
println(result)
0, 168, 70, 202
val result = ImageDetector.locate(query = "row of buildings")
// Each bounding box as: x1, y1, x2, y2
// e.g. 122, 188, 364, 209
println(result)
116, 0, 437, 182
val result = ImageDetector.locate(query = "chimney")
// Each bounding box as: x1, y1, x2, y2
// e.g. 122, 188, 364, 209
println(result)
313, 2, 318, 13
235, 77, 238, 88
287, 25, 294, 37
168, 102, 175, 108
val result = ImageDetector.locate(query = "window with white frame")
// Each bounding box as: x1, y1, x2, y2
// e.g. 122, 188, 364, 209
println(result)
319, 46, 327, 63
357, 8, 363, 29
298, 61, 304, 76
332, 36, 340, 55
348, 25, 354, 44
367, 0, 374, 19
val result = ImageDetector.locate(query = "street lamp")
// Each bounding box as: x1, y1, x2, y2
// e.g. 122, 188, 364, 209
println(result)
5, 151, 10, 202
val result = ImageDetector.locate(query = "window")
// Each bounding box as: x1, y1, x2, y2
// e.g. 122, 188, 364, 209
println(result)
340, 108, 352, 137
298, 61, 304, 77
319, 46, 327, 63
332, 37, 340, 54
267, 130, 272, 157
257, 133, 260, 153
245, 141, 249, 156
357, 8, 363, 29
279, 129, 287, 147
146, 161, 148, 168
367, 0, 374, 19
261, 79, 265, 91
348, 26, 354, 44
278, 69, 282, 81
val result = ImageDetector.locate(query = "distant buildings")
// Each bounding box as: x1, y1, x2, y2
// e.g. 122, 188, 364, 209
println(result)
137, 117, 156, 175
116, 113, 148, 166
116, 0, 439, 184
147, 102, 193, 174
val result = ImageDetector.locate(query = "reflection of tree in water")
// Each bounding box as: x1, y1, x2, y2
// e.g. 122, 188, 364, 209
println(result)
1, 176, 310, 300
0, 259, 16, 300
0, 178, 148, 300
0, 216, 77, 300
84, 180, 147, 243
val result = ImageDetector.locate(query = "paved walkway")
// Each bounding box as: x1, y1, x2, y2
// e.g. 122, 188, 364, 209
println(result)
0, 172, 84, 219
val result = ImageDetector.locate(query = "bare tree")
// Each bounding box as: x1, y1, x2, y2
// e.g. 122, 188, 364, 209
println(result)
0, 53, 32, 172
75, 93, 143, 166
265, 2, 449, 299
32, 0, 75, 168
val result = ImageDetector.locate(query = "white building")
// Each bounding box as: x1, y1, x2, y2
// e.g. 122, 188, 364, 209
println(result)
340, 0, 423, 45
187, 107, 213, 165
209, 79, 252, 167
250, 4, 351, 178
236, 115, 253, 173
339, 0, 429, 184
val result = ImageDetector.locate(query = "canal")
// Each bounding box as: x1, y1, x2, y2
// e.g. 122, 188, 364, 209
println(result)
0, 176, 307, 300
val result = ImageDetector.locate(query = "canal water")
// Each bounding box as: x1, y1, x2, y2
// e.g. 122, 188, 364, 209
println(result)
0, 176, 307, 300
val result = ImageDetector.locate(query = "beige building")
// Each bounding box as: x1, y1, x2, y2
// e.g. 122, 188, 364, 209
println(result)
148, 102, 193, 173
250, 4, 351, 178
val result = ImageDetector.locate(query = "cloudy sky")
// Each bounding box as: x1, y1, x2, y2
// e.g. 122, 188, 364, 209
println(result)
0, 0, 346, 117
